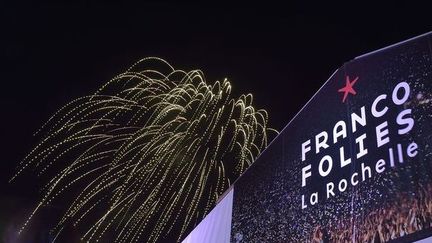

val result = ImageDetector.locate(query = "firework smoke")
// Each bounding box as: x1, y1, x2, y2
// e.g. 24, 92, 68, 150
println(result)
12, 57, 275, 242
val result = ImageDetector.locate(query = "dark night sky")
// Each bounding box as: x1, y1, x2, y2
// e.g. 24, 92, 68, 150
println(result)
0, 1, 431, 241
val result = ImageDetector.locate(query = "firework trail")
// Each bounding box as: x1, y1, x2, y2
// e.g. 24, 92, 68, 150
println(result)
11, 57, 276, 242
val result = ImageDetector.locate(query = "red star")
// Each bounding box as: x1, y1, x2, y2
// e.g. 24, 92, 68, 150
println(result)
338, 75, 358, 103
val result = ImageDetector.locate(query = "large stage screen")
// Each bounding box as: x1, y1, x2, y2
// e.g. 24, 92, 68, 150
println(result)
231, 32, 432, 242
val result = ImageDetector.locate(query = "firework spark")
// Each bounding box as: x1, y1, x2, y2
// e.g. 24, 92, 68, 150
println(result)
11, 57, 276, 242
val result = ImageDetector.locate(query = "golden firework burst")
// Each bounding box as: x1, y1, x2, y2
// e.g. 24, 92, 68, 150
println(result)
12, 57, 276, 242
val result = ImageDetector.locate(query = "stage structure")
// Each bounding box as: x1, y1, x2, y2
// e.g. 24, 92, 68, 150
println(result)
183, 32, 432, 242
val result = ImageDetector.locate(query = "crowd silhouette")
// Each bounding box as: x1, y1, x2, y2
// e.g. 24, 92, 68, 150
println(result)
311, 183, 432, 242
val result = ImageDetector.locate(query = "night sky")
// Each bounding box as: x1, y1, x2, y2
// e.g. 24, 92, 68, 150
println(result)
0, 2, 431, 242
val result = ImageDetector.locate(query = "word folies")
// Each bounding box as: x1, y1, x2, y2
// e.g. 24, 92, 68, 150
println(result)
301, 81, 418, 209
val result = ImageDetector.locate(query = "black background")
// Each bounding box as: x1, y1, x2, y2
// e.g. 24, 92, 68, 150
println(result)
0, 1, 431, 241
